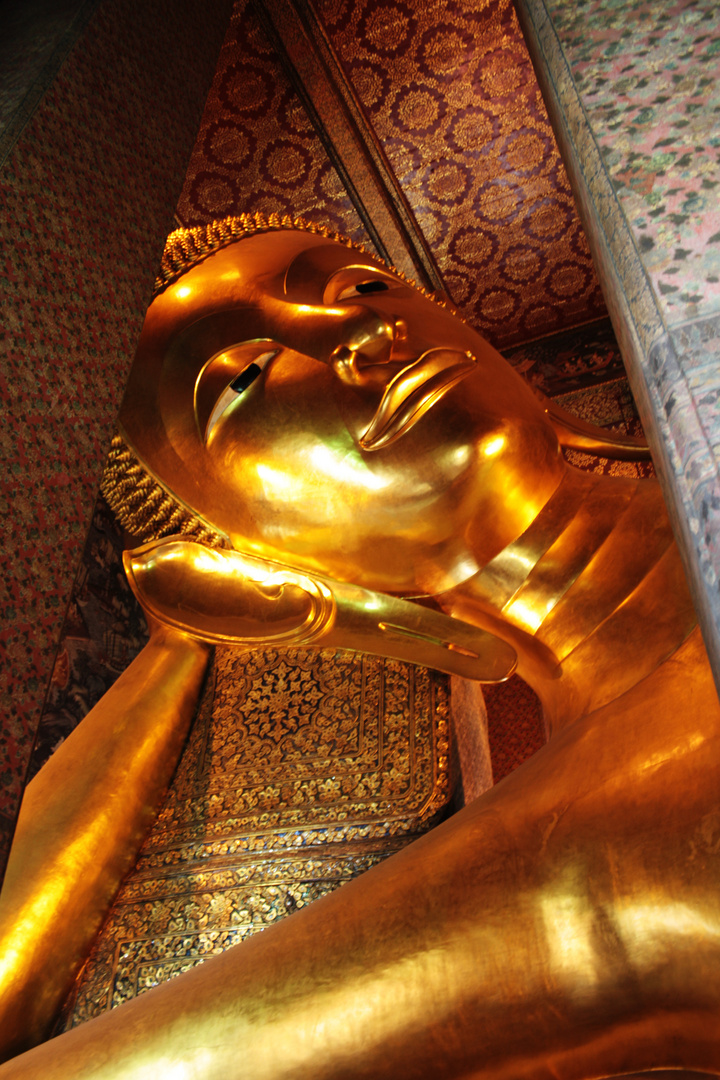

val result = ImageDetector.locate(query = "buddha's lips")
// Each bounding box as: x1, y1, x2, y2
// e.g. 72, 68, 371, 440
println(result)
360, 348, 476, 452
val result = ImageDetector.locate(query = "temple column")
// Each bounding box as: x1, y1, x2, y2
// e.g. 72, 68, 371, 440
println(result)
517, 0, 720, 684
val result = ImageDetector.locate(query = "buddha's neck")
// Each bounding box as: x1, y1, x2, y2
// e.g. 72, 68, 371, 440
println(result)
441, 465, 697, 733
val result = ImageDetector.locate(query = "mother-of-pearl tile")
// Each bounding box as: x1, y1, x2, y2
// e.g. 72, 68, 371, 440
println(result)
518, 0, 720, 680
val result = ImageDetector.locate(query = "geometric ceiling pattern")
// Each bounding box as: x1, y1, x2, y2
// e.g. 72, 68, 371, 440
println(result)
323, 0, 608, 344
178, 0, 607, 348
176, 2, 370, 244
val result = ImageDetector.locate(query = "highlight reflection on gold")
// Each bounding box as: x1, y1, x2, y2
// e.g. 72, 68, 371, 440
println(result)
540, 871, 601, 996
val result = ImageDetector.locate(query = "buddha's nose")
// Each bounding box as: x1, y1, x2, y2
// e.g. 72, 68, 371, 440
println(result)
329, 307, 408, 388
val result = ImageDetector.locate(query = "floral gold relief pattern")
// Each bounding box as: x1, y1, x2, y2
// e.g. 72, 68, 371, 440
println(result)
63, 648, 452, 1025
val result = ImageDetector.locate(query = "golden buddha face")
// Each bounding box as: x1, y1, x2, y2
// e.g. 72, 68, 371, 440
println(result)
121, 228, 563, 594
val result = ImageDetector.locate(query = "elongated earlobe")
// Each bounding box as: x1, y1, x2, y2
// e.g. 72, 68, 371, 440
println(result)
542, 395, 652, 462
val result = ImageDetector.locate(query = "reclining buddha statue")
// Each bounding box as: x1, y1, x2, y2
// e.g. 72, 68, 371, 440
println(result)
0, 214, 718, 1079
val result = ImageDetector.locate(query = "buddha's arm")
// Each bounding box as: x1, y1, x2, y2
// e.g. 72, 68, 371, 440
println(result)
0, 626, 209, 1063
1, 628, 719, 1080
0, 536, 512, 1066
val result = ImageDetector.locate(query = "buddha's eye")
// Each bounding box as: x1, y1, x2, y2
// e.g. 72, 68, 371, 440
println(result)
195, 343, 278, 442
337, 280, 390, 299
230, 362, 263, 394
205, 352, 275, 439
323, 266, 398, 305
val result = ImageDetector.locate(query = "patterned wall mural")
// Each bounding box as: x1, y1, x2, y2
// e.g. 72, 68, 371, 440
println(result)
0, 0, 233, 874
173, 0, 607, 348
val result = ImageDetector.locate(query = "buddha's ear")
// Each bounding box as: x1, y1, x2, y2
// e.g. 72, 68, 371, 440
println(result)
537, 392, 652, 462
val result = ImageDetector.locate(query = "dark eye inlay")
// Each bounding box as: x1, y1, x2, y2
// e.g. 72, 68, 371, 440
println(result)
355, 280, 390, 295
230, 363, 262, 394
198, 347, 278, 443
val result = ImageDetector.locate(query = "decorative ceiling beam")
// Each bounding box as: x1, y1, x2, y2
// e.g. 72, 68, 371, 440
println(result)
251, 0, 446, 292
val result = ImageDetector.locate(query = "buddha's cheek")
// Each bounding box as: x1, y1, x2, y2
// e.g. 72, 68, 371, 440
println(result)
202, 370, 562, 593
464, 418, 565, 566
203, 409, 488, 592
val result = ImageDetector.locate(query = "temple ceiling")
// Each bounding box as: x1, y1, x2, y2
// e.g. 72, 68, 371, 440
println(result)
176, 0, 607, 348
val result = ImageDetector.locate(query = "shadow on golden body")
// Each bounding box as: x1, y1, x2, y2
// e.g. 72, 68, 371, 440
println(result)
1, 221, 718, 1080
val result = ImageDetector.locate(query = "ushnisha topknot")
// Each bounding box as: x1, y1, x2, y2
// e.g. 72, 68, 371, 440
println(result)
154, 212, 373, 298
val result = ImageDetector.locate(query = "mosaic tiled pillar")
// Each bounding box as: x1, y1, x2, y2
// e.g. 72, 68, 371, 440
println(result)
0, 0, 234, 873
517, 0, 720, 681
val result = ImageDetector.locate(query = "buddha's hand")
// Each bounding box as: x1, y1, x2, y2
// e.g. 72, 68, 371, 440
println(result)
124, 537, 517, 683
124, 537, 334, 648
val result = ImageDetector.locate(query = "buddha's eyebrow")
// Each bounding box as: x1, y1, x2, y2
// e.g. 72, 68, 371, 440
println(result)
283, 243, 395, 303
